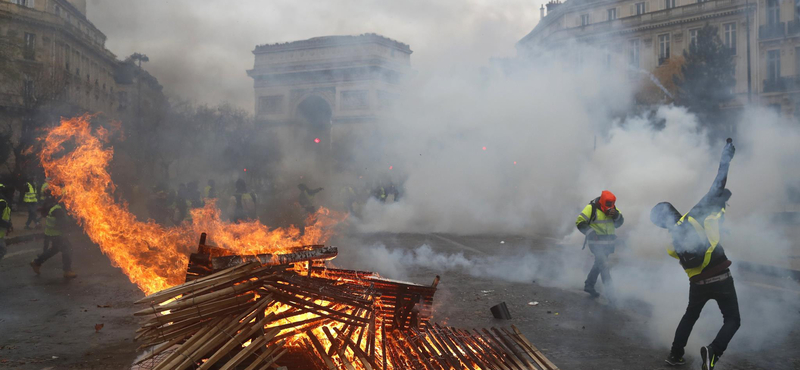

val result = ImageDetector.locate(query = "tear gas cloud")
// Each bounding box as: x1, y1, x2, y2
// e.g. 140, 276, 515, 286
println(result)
85, 0, 800, 358
88, 0, 539, 108
335, 42, 800, 353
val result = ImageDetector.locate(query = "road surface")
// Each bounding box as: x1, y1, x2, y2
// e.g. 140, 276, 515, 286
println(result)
1, 232, 798, 369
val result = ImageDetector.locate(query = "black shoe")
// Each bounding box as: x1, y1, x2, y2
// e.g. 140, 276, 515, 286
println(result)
664, 353, 685, 366
583, 286, 600, 298
701, 346, 718, 370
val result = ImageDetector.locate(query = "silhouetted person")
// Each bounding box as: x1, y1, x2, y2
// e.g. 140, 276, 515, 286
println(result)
652, 140, 740, 370
228, 179, 256, 223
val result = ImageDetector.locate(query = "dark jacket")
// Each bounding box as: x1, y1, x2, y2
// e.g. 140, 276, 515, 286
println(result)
671, 147, 733, 281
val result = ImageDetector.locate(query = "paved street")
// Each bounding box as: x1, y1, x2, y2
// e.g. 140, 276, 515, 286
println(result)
1, 232, 799, 369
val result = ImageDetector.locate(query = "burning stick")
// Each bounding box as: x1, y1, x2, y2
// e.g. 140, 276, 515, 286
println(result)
132, 238, 558, 370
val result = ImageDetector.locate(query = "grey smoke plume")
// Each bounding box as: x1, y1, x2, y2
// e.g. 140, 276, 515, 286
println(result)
87, 0, 538, 109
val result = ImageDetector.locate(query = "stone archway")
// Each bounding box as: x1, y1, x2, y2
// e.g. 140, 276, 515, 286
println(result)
296, 95, 332, 148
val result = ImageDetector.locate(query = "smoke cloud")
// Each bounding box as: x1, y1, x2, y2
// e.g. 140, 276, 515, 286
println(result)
87, 0, 539, 110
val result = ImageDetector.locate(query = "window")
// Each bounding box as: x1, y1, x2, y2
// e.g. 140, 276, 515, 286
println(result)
689, 29, 699, 48
636, 2, 646, 15
12, 0, 34, 8
55, 5, 60, 16
23, 32, 35, 60
23, 78, 34, 103
581, 14, 590, 26
608, 8, 617, 21
659, 33, 671, 64
630, 39, 640, 69
665, 0, 676, 9
768, 0, 780, 25
64, 44, 70, 70
767, 50, 781, 82
796, 0, 800, 20
724, 23, 737, 54
796, 47, 800, 76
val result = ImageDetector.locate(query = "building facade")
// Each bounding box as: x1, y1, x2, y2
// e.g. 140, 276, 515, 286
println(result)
248, 34, 412, 125
0, 0, 118, 117
247, 34, 413, 168
0, 0, 166, 174
519, 0, 800, 116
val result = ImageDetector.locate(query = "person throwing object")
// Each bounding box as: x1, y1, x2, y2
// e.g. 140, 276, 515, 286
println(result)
651, 139, 740, 369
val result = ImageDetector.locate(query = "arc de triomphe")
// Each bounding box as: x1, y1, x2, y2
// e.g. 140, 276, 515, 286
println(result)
247, 34, 413, 168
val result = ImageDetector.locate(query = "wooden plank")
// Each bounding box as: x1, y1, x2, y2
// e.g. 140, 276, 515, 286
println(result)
511, 325, 559, 370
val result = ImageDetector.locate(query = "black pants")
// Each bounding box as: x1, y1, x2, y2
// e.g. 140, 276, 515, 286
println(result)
671, 276, 740, 358
585, 244, 614, 290
25, 202, 39, 227
34, 235, 72, 271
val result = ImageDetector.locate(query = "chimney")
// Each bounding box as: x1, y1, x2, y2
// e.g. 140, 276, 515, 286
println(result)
540, 4, 546, 19
545, 0, 563, 14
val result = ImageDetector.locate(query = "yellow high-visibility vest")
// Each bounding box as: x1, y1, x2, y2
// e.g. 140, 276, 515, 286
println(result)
666, 209, 725, 278
45, 204, 63, 237
576, 203, 619, 236
41, 182, 49, 195
0, 199, 10, 238
24, 182, 37, 203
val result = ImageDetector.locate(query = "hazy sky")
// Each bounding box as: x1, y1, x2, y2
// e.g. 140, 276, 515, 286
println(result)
86, 0, 540, 112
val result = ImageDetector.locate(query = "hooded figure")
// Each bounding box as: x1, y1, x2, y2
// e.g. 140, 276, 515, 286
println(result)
575, 190, 624, 300
653, 139, 739, 370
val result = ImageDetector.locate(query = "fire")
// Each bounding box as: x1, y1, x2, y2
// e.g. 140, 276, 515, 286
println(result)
39, 115, 344, 295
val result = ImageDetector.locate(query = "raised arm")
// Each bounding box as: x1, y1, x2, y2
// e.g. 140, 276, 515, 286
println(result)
688, 140, 735, 218
708, 140, 735, 198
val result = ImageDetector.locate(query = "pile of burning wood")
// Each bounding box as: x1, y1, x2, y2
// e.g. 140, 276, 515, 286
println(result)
132, 235, 559, 370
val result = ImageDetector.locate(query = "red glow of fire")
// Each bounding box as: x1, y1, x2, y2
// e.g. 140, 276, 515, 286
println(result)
314, 138, 321, 143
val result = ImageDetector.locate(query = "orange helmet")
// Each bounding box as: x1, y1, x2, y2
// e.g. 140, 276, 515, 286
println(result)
599, 190, 616, 212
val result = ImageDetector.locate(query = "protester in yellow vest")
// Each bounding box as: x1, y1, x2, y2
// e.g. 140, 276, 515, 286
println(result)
575, 190, 624, 300
651, 139, 739, 370
23, 180, 40, 229
30, 192, 76, 278
40, 179, 50, 198
0, 183, 13, 261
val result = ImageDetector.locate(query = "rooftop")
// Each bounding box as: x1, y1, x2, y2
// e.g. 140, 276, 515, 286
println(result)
254, 33, 412, 54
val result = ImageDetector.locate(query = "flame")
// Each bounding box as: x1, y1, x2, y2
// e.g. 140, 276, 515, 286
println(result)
39, 115, 344, 295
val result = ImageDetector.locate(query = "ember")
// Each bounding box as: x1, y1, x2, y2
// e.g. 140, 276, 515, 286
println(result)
133, 238, 559, 370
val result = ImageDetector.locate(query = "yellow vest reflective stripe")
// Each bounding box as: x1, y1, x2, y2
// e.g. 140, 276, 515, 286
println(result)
666, 210, 724, 278
576, 204, 617, 236
24, 182, 37, 203
41, 182, 49, 195
45, 204, 63, 236
0, 199, 10, 238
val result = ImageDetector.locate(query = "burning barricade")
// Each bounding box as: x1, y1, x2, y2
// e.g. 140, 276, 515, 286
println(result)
132, 236, 559, 370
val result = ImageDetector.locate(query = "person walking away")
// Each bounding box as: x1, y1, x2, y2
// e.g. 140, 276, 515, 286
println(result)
30, 192, 76, 278
23, 179, 40, 229
0, 183, 13, 261
228, 179, 255, 223
651, 139, 740, 369
576, 190, 624, 300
